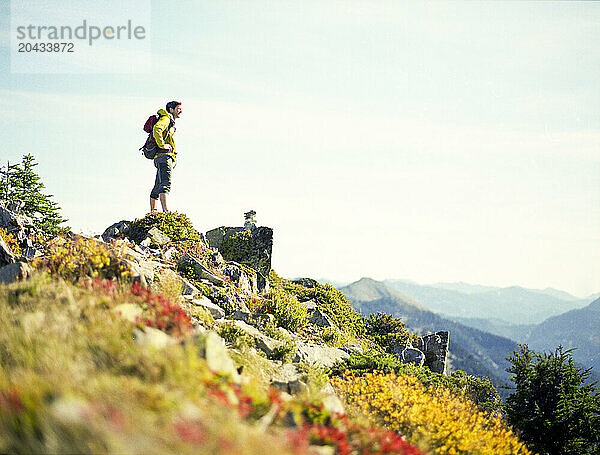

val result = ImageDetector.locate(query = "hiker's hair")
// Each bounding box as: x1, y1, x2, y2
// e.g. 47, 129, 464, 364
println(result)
166, 100, 181, 111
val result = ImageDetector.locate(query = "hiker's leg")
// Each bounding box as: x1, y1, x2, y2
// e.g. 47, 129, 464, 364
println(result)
152, 156, 173, 212
150, 197, 158, 212
159, 193, 168, 212
150, 158, 162, 208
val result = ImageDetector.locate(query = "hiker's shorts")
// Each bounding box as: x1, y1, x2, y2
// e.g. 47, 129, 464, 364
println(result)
150, 155, 173, 199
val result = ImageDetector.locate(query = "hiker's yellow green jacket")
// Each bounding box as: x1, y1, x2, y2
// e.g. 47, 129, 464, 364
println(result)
152, 109, 176, 160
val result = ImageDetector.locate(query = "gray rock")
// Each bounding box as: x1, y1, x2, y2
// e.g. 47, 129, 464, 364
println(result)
0, 234, 15, 266
300, 299, 318, 311
145, 227, 171, 247
309, 308, 337, 329
293, 342, 350, 368
318, 382, 345, 414
50, 395, 88, 425
194, 331, 240, 382
293, 278, 319, 288
180, 276, 201, 296
271, 363, 307, 394
177, 253, 224, 286
420, 331, 450, 375
191, 296, 225, 318
101, 220, 131, 242
228, 310, 275, 326
0, 261, 32, 284
229, 320, 283, 357
308, 446, 335, 455
402, 347, 425, 367
205, 223, 273, 276
134, 327, 176, 349
321, 393, 345, 415
0, 200, 36, 245
121, 259, 153, 288
221, 262, 254, 294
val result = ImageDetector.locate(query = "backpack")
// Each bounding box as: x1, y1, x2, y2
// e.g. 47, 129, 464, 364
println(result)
139, 114, 172, 159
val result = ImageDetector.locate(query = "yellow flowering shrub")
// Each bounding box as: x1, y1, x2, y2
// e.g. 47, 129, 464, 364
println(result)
0, 227, 21, 256
331, 371, 532, 455
32, 235, 131, 282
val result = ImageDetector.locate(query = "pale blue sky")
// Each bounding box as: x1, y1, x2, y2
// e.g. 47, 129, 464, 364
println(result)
1, 1, 599, 297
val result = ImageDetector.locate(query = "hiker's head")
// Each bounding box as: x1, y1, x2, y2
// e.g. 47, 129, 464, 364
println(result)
166, 101, 182, 119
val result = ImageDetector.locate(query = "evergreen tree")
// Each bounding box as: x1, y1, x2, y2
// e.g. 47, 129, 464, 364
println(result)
505, 345, 600, 455
0, 154, 68, 236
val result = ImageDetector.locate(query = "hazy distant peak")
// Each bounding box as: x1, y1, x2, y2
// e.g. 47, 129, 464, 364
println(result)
343, 278, 426, 310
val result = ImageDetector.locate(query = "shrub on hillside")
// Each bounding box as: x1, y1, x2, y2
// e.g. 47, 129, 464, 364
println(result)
505, 345, 600, 455
32, 235, 132, 282
1, 154, 68, 236
259, 287, 308, 332
330, 351, 502, 413
269, 271, 365, 336
332, 371, 531, 455
365, 312, 416, 352
0, 227, 21, 256
128, 212, 202, 244
219, 230, 253, 263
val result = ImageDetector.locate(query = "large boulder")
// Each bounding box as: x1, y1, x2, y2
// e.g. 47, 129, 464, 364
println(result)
190, 296, 225, 318
0, 234, 15, 266
177, 253, 224, 286
292, 277, 319, 288
0, 262, 32, 284
134, 327, 177, 350
140, 227, 171, 248
206, 213, 273, 276
0, 200, 37, 257
293, 342, 350, 368
101, 220, 131, 242
308, 308, 337, 330
194, 331, 240, 382
226, 320, 283, 358
419, 331, 449, 374
401, 345, 426, 367
271, 363, 306, 395
227, 310, 275, 326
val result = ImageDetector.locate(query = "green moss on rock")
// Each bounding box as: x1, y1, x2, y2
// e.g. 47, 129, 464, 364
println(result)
128, 212, 202, 244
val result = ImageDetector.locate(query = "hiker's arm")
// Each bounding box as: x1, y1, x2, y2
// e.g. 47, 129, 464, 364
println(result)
152, 118, 170, 149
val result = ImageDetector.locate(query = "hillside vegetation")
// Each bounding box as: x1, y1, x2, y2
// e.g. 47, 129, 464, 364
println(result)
0, 206, 539, 455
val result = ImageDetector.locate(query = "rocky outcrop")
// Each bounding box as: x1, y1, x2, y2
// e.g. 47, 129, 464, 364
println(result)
177, 253, 225, 286
228, 310, 275, 326
293, 277, 319, 288
271, 363, 306, 395
419, 331, 449, 374
189, 296, 226, 318
193, 331, 240, 383
309, 308, 337, 330
0, 262, 33, 284
0, 200, 38, 259
391, 331, 449, 374
0, 235, 15, 267
101, 220, 131, 242
141, 227, 171, 247
401, 343, 426, 367
205, 212, 273, 277
293, 342, 350, 368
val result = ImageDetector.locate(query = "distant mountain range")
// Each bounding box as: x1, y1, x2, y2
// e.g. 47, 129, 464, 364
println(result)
358, 278, 600, 378
382, 279, 595, 325
340, 278, 519, 392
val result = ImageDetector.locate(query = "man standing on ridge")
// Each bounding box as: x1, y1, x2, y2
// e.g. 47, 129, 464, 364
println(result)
150, 100, 182, 213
